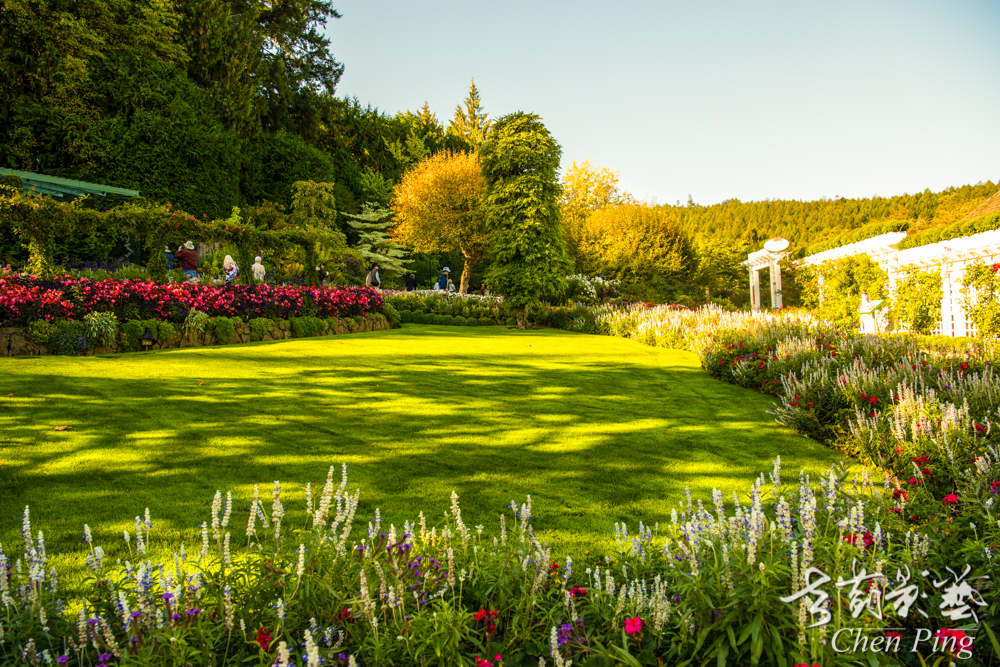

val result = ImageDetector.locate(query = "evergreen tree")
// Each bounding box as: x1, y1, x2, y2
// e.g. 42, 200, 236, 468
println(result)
480, 112, 569, 328
342, 204, 409, 276
448, 79, 491, 151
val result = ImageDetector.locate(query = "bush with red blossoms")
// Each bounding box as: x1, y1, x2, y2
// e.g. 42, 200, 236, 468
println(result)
0, 274, 382, 325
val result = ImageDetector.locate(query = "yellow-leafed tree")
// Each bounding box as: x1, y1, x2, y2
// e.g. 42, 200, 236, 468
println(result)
390, 151, 489, 293
559, 159, 633, 261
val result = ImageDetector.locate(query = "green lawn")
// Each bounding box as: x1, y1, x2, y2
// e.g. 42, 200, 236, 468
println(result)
0, 325, 846, 571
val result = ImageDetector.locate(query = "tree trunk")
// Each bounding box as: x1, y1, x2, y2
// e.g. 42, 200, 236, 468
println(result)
515, 305, 527, 329
459, 249, 479, 294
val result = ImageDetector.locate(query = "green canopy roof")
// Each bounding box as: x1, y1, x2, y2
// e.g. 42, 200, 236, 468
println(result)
0, 168, 140, 200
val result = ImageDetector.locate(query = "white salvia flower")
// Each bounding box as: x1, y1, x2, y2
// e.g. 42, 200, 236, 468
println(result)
211, 491, 222, 541
304, 629, 320, 666
123, 530, 130, 546
83, 525, 92, 545
297, 544, 306, 579
447, 548, 456, 587
199, 523, 209, 561
276, 641, 290, 667
223, 533, 231, 567
275, 598, 285, 621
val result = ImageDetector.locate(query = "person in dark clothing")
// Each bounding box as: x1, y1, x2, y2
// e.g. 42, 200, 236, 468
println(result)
175, 241, 199, 280
405, 273, 418, 291
365, 263, 381, 290
164, 246, 176, 271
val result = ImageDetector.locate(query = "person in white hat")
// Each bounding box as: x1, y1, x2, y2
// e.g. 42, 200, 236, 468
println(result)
437, 267, 450, 291
252, 256, 266, 281
175, 241, 198, 280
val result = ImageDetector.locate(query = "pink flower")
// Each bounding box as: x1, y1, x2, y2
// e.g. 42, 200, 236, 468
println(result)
624, 616, 643, 636
942, 494, 958, 505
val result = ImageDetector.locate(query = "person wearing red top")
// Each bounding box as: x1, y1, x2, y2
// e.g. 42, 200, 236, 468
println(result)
175, 241, 199, 280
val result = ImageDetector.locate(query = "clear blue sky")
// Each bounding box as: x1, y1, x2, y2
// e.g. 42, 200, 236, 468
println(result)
326, 0, 1000, 206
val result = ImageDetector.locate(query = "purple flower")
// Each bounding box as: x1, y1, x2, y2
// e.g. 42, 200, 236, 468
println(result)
162, 592, 174, 601
129, 637, 139, 644
713, 610, 723, 618
171, 613, 182, 621
186, 608, 202, 616
88, 618, 100, 626
98, 654, 112, 661
130, 611, 142, 618
56, 658, 69, 664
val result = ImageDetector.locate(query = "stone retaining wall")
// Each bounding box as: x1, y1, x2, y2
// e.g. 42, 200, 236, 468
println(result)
0, 316, 391, 357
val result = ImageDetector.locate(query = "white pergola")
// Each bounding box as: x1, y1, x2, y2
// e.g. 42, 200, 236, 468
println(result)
742, 247, 788, 310
795, 229, 1000, 336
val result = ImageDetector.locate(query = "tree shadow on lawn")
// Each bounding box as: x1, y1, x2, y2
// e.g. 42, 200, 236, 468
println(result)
0, 327, 847, 562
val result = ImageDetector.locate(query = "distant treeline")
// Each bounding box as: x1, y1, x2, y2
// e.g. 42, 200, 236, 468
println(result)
669, 181, 998, 254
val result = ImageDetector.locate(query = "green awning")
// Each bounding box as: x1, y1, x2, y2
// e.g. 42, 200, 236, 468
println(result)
0, 168, 140, 200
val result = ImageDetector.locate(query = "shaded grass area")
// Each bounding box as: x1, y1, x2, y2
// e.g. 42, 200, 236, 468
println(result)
0, 325, 847, 573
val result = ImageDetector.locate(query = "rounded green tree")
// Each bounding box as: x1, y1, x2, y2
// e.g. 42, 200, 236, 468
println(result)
480, 112, 569, 328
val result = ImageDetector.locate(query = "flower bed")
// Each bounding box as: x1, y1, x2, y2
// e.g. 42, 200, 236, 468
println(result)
0, 274, 383, 326
4, 461, 997, 666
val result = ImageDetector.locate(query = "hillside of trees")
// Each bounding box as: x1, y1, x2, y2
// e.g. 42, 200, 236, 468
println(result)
671, 181, 998, 254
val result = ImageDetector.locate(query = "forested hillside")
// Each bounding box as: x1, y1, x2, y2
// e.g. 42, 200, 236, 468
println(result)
671, 181, 998, 253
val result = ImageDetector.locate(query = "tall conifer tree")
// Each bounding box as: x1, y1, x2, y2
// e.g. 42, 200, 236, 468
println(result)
448, 79, 491, 151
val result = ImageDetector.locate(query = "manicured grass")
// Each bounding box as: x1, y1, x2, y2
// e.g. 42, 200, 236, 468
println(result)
0, 325, 847, 572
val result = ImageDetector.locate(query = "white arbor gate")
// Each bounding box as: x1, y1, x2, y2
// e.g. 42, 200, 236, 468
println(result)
742, 239, 789, 310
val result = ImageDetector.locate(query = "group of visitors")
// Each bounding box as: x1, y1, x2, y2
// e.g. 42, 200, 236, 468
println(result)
164, 242, 267, 284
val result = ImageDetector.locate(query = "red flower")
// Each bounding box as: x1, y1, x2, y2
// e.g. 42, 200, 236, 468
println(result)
549, 562, 560, 571
335, 608, 355, 623
974, 424, 986, 433
894, 446, 904, 453
885, 631, 902, 640
624, 616, 644, 636
569, 585, 588, 598
943, 494, 959, 505
473, 609, 487, 621
908, 477, 922, 486
912, 456, 929, 465
255, 627, 273, 651
892, 490, 907, 500
890, 507, 901, 514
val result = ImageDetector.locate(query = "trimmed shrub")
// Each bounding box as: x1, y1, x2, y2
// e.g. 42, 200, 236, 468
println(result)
209, 317, 236, 345
453, 315, 468, 326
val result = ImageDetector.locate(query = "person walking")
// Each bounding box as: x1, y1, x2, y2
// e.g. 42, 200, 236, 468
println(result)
252, 256, 266, 282
405, 273, 417, 291
437, 267, 450, 291
365, 263, 381, 290
175, 241, 199, 280
223, 255, 240, 284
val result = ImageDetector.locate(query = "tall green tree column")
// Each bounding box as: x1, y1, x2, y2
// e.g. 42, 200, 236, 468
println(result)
480, 112, 569, 328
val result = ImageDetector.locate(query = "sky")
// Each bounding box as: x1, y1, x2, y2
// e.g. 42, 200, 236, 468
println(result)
326, 0, 1000, 206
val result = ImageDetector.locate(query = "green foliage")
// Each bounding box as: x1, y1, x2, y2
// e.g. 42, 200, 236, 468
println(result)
803, 219, 910, 256
289, 316, 326, 338
341, 204, 409, 276
480, 112, 570, 327
183, 309, 210, 343
807, 255, 890, 330
897, 211, 1000, 250
962, 261, 1000, 337
45, 320, 93, 356
84, 311, 119, 348
0, 191, 101, 277
208, 317, 236, 345
26, 320, 53, 346
248, 318, 274, 342
891, 267, 942, 335
119, 319, 172, 352
381, 304, 401, 328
